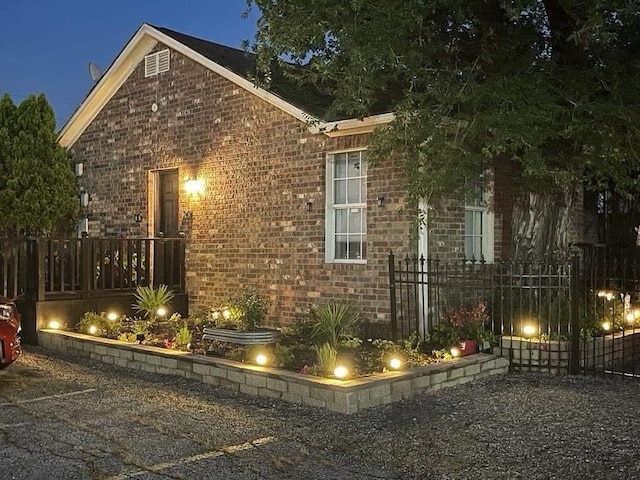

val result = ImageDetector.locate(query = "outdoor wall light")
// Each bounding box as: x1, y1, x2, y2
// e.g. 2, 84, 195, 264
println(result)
80, 192, 89, 207
334, 365, 349, 379
185, 178, 205, 196
377, 196, 386, 207
305, 200, 313, 212
74, 163, 84, 176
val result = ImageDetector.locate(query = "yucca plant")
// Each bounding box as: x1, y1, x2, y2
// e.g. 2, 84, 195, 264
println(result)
314, 343, 337, 376
132, 284, 174, 320
309, 302, 360, 349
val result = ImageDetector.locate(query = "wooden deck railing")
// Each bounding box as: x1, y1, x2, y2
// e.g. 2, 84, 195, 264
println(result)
0, 237, 186, 301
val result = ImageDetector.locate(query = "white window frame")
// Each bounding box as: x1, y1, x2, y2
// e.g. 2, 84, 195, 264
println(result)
325, 148, 367, 264
144, 49, 170, 77
464, 177, 494, 263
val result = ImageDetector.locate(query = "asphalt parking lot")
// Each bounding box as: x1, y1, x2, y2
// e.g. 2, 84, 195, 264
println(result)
1, 348, 640, 480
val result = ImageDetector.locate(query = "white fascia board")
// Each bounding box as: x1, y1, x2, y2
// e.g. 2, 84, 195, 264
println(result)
311, 112, 395, 137
58, 25, 159, 148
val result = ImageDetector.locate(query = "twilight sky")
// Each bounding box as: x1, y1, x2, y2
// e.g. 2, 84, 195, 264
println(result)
0, 0, 258, 129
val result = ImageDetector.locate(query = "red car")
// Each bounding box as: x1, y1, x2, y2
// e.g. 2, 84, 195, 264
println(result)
0, 297, 21, 368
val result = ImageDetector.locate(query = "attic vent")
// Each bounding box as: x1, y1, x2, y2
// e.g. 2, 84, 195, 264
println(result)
144, 49, 170, 77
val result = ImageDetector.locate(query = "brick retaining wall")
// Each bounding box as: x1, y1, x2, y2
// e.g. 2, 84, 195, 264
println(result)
38, 330, 509, 414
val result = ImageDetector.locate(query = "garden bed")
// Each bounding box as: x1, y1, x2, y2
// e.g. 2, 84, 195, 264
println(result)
37, 329, 509, 414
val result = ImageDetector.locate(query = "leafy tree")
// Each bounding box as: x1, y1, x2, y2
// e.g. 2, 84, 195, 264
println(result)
247, 1, 640, 259
0, 93, 78, 236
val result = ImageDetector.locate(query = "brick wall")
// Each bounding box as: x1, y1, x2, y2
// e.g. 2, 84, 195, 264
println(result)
70, 44, 415, 326
69, 41, 585, 327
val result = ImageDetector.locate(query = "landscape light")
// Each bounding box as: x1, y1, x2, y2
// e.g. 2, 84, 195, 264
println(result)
602, 321, 612, 331
222, 309, 231, 320
107, 312, 118, 321
626, 312, 635, 323
522, 324, 537, 338
597, 291, 615, 301
49, 320, 61, 330
389, 356, 403, 370
334, 365, 349, 379
156, 306, 167, 317
450, 346, 461, 358
88, 325, 98, 335
255, 353, 268, 366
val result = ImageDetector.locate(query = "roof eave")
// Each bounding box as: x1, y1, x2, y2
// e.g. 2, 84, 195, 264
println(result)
310, 112, 395, 137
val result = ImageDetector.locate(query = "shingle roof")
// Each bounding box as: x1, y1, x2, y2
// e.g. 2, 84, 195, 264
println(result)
153, 26, 335, 120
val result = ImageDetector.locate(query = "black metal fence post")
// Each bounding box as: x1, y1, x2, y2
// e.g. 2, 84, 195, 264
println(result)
569, 253, 581, 375
389, 251, 397, 342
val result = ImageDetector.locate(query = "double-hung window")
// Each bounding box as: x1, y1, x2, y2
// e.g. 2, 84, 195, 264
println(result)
464, 178, 494, 262
326, 150, 367, 263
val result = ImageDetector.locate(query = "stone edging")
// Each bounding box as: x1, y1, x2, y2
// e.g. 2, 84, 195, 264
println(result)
38, 330, 509, 414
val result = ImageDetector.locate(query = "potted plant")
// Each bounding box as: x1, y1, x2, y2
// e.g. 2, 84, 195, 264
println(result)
203, 289, 280, 345
431, 303, 492, 356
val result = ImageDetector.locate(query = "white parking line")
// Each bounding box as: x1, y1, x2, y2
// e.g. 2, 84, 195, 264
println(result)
107, 436, 275, 479
0, 422, 28, 428
0, 388, 97, 407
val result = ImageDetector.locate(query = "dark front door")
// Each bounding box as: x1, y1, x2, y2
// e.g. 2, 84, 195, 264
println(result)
154, 169, 183, 288
157, 169, 179, 237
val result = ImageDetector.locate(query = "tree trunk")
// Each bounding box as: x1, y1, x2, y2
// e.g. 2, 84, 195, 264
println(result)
511, 187, 576, 262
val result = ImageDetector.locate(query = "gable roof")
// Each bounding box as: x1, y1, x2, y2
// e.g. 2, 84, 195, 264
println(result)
58, 23, 392, 148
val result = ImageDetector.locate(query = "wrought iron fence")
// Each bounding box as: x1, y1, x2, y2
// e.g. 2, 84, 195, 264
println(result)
389, 247, 640, 377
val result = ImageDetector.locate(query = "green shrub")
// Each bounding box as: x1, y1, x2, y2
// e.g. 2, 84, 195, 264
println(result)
314, 343, 337, 375
309, 302, 360, 349
133, 284, 174, 320
77, 311, 123, 339
212, 289, 270, 331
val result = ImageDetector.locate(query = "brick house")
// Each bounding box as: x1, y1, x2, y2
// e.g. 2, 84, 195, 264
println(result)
58, 24, 583, 328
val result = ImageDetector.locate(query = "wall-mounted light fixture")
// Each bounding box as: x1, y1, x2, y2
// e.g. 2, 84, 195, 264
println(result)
80, 192, 89, 207
185, 178, 205, 196
74, 163, 84, 176
133, 213, 143, 223
377, 196, 386, 207
305, 200, 313, 212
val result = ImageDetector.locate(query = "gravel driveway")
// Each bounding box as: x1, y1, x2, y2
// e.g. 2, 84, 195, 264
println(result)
1, 347, 639, 479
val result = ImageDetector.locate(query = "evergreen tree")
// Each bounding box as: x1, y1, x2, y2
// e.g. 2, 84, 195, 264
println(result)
0, 93, 78, 236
